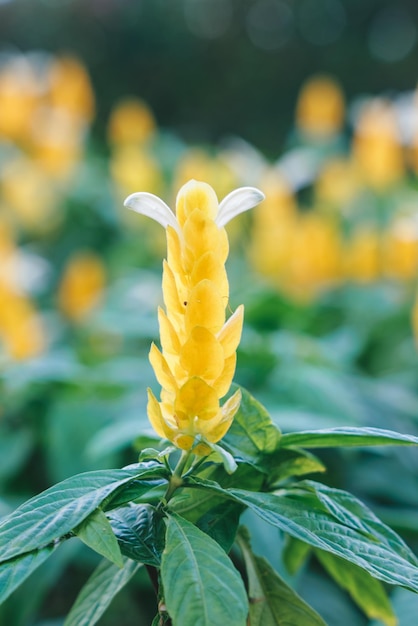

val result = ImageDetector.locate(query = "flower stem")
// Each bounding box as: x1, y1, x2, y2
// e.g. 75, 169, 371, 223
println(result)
160, 450, 193, 507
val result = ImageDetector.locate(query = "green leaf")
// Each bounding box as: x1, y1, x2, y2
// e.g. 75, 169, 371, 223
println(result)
307, 481, 415, 559
283, 536, 312, 576
223, 385, 281, 462
196, 500, 244, 552
172, 463, 263, 523
104, 477, 167, 510
0, 544, 58, 604
0, 462, 167, 563
383, 587, 418, 626
76, 509, 123, 567
280, 427, 418, 449
161, 513, 248, 626
234, 488, 418, 591
315, 549, 396, 626
237, 527, 326, 626
64, 557, 141, 626
263, 448, 325, 486
208, 443, 238, 474
186, 477, 418, 592
108, 504, 164, 566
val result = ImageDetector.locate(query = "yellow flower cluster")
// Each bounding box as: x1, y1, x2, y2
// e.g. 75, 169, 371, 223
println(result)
125, 180, 264, 453
249, 75, 418, 300
0, 53, 95, 235
250, 172, 418, 300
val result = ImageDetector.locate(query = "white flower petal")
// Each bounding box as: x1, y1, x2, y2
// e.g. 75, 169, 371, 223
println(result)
124, 192, 180, 233
216, 187, 265, 227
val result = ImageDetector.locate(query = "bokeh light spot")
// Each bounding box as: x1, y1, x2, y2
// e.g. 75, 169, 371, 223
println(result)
184, 0, 233, 40
246, 0, 293, 51
368, 6, 417, 63
298, 0, 346, 46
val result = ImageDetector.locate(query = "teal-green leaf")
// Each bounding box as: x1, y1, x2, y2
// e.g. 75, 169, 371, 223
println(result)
263, 448, 325, 486
227, 487, 418, 591
196, 500, 243, 552
283, 536, 312, 576
186, 477, 418, 592
108, 503, 164, 566
161, 513, 248, 626
237, 527, 326, 626
222, 385, 281, 461
315, 549, 396, 626
64, 557, 141, 626
280, 427, 418, 449
76, 509, 123, 567
0, 544, 58, 604
0, 462, 167, 563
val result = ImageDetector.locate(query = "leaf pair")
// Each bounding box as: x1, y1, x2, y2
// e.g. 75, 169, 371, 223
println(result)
0, 461, 169, 604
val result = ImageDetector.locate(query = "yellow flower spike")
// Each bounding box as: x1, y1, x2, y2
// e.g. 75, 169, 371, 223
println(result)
125, 180, 264, 453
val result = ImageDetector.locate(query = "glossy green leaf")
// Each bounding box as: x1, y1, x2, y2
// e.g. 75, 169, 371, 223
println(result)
64, 556, 141, 626
237, 527, 326, 626
0, 544, 58, 604
0, 462, 167, 562
161, 513, 248, 626
76, 508, 123, 567
307, 481, 416, 559
109, 503, 164, 566
280, 427, 418, 449
104, 477, 168, 510
233, 488, 418, 591
196, 500, 243, 552
315, 549, 396, 626
186, 477, 418, 592
172, 463, 263, 523
222, 384, 281, 462
263, 448, 325, 486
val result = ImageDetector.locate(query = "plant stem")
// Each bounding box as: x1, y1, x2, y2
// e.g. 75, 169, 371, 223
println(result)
160, 449, 193, 507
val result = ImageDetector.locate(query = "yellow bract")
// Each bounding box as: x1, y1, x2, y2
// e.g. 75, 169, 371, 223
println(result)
151, 181, 242, 452
126, 180, 264, 454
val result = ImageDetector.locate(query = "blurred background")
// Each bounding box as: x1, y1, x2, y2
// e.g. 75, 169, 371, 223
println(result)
1, 1, 418, 624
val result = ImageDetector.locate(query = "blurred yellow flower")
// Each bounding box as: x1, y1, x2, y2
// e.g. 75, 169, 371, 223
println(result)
352, 99, 404, 190
174, 149, 237, 203
108, 98, 156, 146
0, 56, 39, 144
286, 214, 342, 300
48, 56, 95, 123
110, 145, 163, 198
57, 252, 106, 321
296, 75, 345, 138
344, 227, 381, 282
383, 219, 418, 280
125, 180, 264, 454
1, 158, 59, 232
316, 158, 361, 209
249, 171, 297, 278
0, 285, 45, 360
